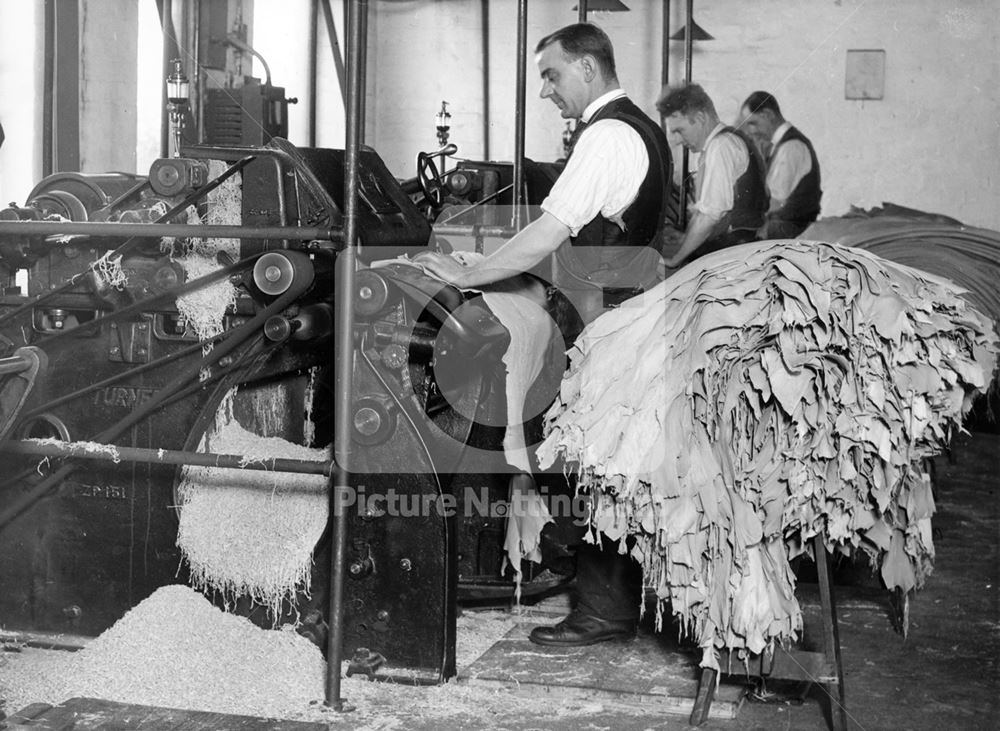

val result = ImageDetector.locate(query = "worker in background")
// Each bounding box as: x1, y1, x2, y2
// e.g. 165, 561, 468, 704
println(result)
658, 83, 768, 268
738, 91, 822, 239
418, 22, 673, 647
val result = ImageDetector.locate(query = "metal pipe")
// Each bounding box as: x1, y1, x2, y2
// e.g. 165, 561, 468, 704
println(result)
326, 0, 365, 712
0, 354, 33, 377
661, 0, 670, 87
0, 440, 332, 476
679, 0, 693, 229
432, 223, 519, 238
578, 0, 588, 22
511, 0, 528, 231
684, 0, 693, 82
54, 0, 80, 172
320, 0, 348, 113
309, 0, 319, 147
42, 0, 55, 177
156, 0, 174, 159
480, 0, 490, 159
358, 3, 368, 145
0, 221, 341, 242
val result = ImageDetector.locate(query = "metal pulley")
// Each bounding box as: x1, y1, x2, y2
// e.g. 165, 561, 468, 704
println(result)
353, 269, 394, 318
252, 251, 316, 296
263, 304, 334, 343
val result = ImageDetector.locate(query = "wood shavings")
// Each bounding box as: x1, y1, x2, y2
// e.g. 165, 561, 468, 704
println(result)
536, 240, 999, 670
0, 590, 590, 728
25, 436, 122, 463
176, 413, 330, 622
1, 585, 327, 720
303, 366, 318, 447
165, 161, 242, 340
92, 251, 127, 290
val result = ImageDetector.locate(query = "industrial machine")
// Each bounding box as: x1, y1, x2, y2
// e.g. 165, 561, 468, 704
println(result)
0, 135, 580, 683
0, 0, 674, 694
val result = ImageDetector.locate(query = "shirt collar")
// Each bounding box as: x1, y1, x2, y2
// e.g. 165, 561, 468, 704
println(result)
771, 121, 791, 145
703, 122, 726, 149
581, 89, 627, 123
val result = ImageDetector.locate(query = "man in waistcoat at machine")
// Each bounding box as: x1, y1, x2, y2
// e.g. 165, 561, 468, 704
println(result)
658, 83, 768, 268
418, 22, 674, 646
739, 90, 822, 240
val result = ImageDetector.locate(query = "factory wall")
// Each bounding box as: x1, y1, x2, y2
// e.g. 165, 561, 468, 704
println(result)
0, 2, 43, 207
0, 0, 139, 205
366, 0, 1000, 230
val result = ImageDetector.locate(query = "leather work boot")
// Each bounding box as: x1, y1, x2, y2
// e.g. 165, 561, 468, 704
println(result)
528, 609, 637, 647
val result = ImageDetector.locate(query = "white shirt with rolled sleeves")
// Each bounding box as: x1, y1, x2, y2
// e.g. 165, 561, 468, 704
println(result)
766, 121, 812, 206
540, 89, 649, 236
693, 123, 749, 223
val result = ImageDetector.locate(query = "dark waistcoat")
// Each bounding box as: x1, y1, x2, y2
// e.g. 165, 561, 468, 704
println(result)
769, 125, 822, 224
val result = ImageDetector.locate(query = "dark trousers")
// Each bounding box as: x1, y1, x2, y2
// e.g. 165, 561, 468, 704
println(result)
540, 508, 644, 622
574, 536, 644, 620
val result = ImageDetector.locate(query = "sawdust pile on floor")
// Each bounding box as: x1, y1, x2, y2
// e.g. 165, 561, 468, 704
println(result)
1, 585, 325, 720
0, 586, 605, 728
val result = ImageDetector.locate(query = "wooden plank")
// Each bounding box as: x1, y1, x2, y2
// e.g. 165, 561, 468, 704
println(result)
2, 697, 331, 730
0, 630, 90, 651
457, 623, 745, 720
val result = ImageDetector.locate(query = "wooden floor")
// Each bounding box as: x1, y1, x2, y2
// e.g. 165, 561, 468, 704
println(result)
2, 697, 330, 730
458, 597, 746, 720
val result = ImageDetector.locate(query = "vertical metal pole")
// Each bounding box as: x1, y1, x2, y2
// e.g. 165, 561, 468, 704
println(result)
481, 0, 490, 159
577, 0, 588, 23
512, 0, 527, 231
679, 0, 693, 229
358, 4, 368, 145
54, 0, 80, 172
42, 0, 55, 176
326, 0, 365, 712
684, 0, 693, 82
660, 0, 670, 143
308, 0, 318, 147
157, 0, 183, 159
661, 0, 670, 87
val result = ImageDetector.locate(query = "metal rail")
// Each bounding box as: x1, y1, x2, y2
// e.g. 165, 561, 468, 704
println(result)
0, 439, 331, 476
0, 353, 34, 376
0, 220, 341, 241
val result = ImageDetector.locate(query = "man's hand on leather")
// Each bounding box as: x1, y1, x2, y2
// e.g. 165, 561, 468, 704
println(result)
412, 250, 469, 285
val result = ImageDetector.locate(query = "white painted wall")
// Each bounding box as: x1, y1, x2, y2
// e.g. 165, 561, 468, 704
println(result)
364, 0, 1000, 230
253, 0, 347, 149
0, 1, 43, 206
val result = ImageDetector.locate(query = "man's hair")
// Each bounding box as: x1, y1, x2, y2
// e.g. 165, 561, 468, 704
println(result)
742, 91, 783, 118
656, 83, 716, 118
535, 23, 617, 81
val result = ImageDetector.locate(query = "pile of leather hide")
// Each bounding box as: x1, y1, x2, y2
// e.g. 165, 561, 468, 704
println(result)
536, 240, 998, 670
